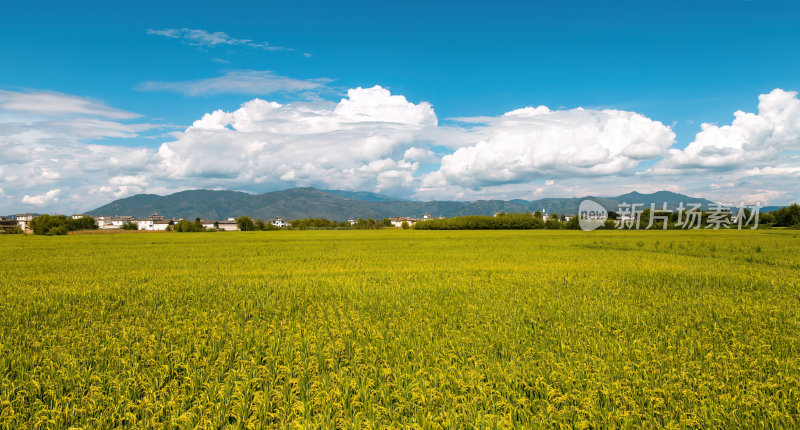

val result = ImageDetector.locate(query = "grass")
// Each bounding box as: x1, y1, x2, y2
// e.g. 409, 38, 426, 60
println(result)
1, 230, 799, 428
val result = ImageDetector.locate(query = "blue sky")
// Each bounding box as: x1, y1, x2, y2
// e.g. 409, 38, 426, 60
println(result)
1, 0, 800, 213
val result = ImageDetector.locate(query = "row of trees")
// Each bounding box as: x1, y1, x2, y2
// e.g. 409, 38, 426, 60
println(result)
620, 207, 796, 230
168, 216, 396, 232
412, 206, 800, 230
287, 218, 394, 230
232, 216, 281, 232
30, 215, 98, 235
413, 213, 588, 230
19, 204, 800, 235
770, 204, 800, 227
288, 218, 350, 230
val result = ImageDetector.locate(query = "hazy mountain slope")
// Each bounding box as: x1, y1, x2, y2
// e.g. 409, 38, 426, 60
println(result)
89, 188, 720, 220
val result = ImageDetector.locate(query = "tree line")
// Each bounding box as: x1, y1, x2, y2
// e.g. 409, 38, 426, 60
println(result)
10, 203, 800, 235
413, 205, 800, 230
28, 215, 99, 235
413, 212, 590, 230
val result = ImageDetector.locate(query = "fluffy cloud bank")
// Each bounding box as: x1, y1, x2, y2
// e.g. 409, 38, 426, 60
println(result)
22, 189, 61, 206
653, 89, 800, 172
153, 87, 681, 196
1, 85, 799, 214
425, 106, 675, 188
154, 86, 436, 193
0, 90, 159, 213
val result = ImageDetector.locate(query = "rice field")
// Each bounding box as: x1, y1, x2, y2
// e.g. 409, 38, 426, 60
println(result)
1, 230, 799, 428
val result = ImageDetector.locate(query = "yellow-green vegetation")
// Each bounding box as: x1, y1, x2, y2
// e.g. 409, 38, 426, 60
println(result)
1, 230, 799, 428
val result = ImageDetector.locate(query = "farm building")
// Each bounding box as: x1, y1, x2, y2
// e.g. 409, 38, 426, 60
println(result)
15, 214, 36, 232
200, 220, 238, 231
272, 217, 290, 228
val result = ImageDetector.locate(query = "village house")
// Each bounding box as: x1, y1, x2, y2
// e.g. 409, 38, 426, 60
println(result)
95, 216, 112, 228
271, 216, 289, 228
135, 214, 173, 231
15, 213, 36, 232
96, 215, 135, 229
200, 219, 238, 231
0, 217, 19, 232
390, 216, 418, 228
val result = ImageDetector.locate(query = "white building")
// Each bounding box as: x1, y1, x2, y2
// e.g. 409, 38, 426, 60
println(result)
95, 216, 111, 228
272, 216, 289, 228
135, 214, 166, 231
112, 216, 135, 228
201, 220, 238, 231
348, 217, 357, 226
217, 220, 238, 231
15, 213, 35, 231
136, 214, 175, 231
390, 216, 417, 228
96, 215, 135, 229
71, 214, 89, 220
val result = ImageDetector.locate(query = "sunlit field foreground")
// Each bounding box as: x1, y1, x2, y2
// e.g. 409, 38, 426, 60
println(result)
1, 230, 799, 428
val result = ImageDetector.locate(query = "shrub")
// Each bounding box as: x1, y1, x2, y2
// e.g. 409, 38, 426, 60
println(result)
120, 222, 138, 230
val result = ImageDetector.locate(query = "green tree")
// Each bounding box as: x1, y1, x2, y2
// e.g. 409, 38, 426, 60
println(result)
173, 219, 205, 232
413, 213, 546, 230
401, 220, 409, 229
544, 218, 563, 229
120, 221, 138, 230
31, 214, 69, 235
773, 204, 800, 227
67, 215, 98, 231
565, 216, 580, 230
236, 216, 256, 231
352, 218, 380, 230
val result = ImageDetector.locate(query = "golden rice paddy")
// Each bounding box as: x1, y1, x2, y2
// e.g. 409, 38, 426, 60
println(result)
1, 230, 798, 428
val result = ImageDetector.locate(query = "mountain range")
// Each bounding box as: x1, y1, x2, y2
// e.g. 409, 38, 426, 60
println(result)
87, 188, 719, 221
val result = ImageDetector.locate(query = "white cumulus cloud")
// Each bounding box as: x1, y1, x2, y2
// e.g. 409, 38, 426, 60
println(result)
22, 189, 61, 206
3, 84, 800, 213
652, 88, 800, 172
403, 147, 437, 162
426, 106, 675, 188
0, 90, 163, 213
153, 86, 436, 193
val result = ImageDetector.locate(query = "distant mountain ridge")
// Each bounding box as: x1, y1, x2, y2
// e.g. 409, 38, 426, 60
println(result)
88, 188, 717, 221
